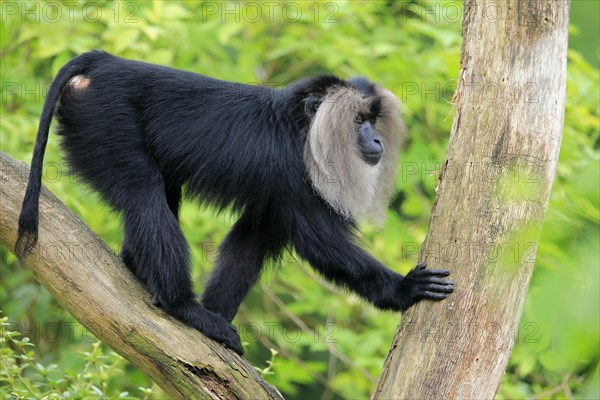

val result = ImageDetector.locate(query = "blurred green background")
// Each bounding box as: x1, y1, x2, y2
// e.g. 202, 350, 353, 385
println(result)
1, 1, 598, 399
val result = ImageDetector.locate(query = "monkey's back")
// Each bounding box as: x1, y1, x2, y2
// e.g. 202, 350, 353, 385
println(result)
55, 52, 304, 215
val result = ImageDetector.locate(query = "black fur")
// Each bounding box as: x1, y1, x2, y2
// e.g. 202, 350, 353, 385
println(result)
16, 51, 453, 355
348, 76, 377, 96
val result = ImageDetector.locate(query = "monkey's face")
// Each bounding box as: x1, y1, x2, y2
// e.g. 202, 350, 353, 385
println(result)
304, 88, 386, 167
355, 113, 384, 166
303, 82, 405, 223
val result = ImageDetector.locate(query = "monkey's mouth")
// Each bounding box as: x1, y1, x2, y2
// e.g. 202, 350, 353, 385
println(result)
362, 150, 383, 165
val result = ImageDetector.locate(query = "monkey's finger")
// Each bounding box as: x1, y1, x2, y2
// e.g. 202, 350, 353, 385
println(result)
230, 328, 244, 354
415, 269, 450, 277
222, 335, 244, 355
230, 342, 244, 355
223, 343, 243, 355
423, 283, 454, 293
414, 277, 453, 285
421, 291, 447, 300
416, 261, 427, 269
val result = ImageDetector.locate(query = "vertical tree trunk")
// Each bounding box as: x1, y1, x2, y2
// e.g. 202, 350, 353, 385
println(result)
373, 1, 570, 398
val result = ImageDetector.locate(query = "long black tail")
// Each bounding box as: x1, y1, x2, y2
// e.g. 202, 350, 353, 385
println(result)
15, 51, 103, 261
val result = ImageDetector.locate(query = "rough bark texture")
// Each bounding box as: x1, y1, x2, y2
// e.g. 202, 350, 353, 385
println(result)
0, 152, 283, 400
373, 1, 570, 399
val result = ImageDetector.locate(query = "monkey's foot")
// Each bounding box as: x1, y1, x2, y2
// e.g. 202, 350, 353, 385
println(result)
397, 261, 454, 311
163, 300, 244, 355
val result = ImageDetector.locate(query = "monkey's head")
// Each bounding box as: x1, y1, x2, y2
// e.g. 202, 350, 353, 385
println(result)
300, 76, 406, 223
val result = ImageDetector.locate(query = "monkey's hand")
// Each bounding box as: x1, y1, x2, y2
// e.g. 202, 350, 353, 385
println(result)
396, 261, 454, 311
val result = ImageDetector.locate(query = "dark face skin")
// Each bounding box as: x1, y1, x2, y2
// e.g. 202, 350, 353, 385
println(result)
357, 118, 384, 165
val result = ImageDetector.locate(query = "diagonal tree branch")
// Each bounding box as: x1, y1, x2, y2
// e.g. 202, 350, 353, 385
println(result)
0, 151, 283, 400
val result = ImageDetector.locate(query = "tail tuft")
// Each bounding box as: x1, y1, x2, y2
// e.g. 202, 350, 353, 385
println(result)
15, 194, 40, 263
15, 227, 38, 264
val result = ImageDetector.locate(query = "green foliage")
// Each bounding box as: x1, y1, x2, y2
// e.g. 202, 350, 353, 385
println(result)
0, 315, 157, 399
0, 1, 598, 399
254, 348, 279, 378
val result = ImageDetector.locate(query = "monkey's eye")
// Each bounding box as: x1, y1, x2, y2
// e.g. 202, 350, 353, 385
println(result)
355, 115, 364, 124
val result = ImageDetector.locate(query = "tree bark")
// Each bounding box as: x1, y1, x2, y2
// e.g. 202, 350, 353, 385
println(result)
0, 152, 283, 400
373, 1, 570, 399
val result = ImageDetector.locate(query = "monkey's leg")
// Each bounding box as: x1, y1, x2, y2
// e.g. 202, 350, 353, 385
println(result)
141, 181, 181, 306
121, 183, 243, 354
202, 215, 279, 322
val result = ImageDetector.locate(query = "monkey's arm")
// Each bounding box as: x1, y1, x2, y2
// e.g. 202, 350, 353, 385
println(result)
292, 213, 454, 311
